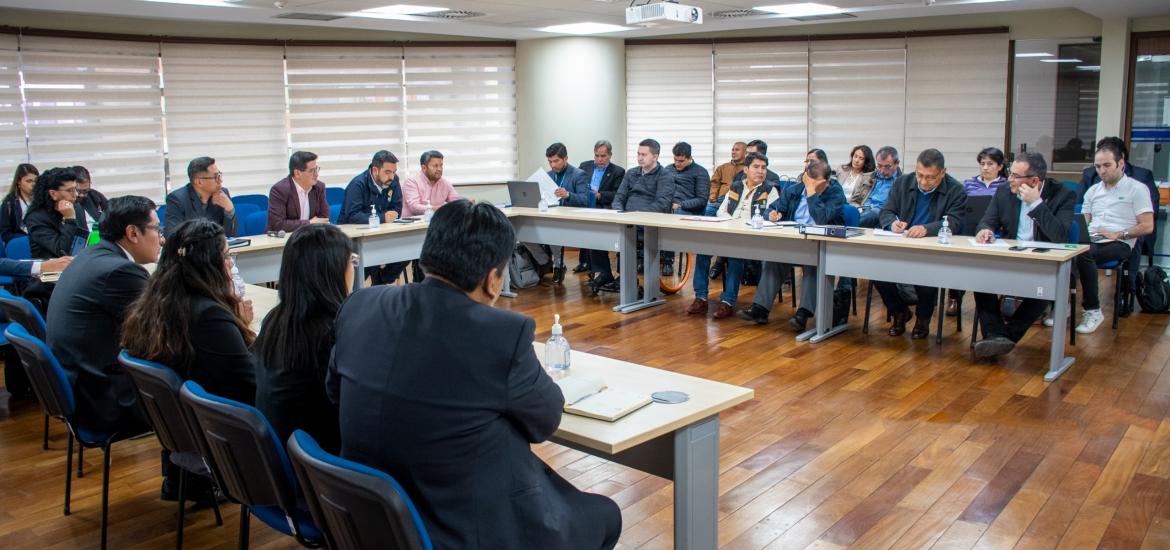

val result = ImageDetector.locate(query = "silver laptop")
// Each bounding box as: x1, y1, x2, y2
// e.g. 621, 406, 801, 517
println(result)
506, 180, 546, 208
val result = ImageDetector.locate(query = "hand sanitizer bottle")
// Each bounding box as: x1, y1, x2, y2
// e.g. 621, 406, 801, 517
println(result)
751, 203, 764, 230
423, 201, 434, 223
229, 254, 246, 298
544, 314, 570, 379
938, 215, 952, 245
368, 205, 380, 229
538, 196, 549, 212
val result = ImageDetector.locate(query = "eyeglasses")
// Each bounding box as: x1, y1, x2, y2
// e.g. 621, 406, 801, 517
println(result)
1008, 173, 1036, 180
138, 223, 162, 234
350, 253, 361, 268
196, 173, 224, 183
301, 166, 321, 175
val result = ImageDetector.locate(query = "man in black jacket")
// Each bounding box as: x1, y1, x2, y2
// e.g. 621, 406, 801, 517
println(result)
47, 195, 162, 437
577, 140, 625, 274
73, 165, 109, 228
340, 150, 407, 284
972, 152, 1076, 359
663, 141, 710, 276
592, 138, 674, 290
874, 148, 968, 338
25, 167, 90, 259
328, 199, 620, 549
164, 156, 237, 238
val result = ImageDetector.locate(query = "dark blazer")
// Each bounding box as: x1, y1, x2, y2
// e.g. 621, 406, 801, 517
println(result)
164, 183, 238, 238
339, 170, 402, 225
977, 178, 1076, 243
769, 181, 846, 226
25, 207, 88, 259
548, 164, 590, 207
182, 295, 256, 405
327, 278, 620, 549
47, 239, 149, 435
0, 193, 29, 243
255, 332, 338, 454
0, 258, 34, 277
77, 189, 109, 225
266, 176, 329, 233
878, 173, 968, 236
578, 161, 625, 209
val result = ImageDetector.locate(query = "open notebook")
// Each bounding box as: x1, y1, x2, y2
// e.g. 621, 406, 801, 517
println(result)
554, 374, 652, 422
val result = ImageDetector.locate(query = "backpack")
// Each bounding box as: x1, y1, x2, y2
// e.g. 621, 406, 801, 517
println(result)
508, 245, 543, 289
1137, 266, 1170, 313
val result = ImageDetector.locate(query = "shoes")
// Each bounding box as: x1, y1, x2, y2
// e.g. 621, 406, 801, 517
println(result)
1042, 307, 1069, 327
1076, 309, 1105, 334
572, 263, 589, 274
910, 318, 930, 340
662, 264, 674, 277
889, 310, 912, 336
737, 304, 770, 325
552, 266, 566, 284
788, 308, 812, 332
945, 298, 957, 316
973, 336, 1016, 359
686, 298, 709, 314
714, 301, 735, 319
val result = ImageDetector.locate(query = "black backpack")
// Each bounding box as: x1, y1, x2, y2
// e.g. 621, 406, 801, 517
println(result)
1137, 266, 1170, 313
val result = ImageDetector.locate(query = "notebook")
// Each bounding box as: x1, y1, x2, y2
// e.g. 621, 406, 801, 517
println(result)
554, 374, 652, 422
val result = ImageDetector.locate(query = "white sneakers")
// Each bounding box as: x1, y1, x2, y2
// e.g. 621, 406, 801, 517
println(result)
1076, 309, 1105, 334
1042, 308, 1069, 328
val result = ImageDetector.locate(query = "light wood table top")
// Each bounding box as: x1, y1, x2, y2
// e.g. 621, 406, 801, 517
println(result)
244, 283, 278, 333
803, 228, 1088, 262
505, 207, 809, 240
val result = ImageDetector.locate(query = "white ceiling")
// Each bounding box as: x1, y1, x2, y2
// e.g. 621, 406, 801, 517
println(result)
1, 0, 1167, 40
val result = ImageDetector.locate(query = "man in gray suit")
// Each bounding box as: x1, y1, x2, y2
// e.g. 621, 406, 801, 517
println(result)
164, 156, 237, 237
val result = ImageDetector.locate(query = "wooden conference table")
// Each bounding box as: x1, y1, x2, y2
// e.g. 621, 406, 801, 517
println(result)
228, 207, 1087, 381
244, 283, 753, 550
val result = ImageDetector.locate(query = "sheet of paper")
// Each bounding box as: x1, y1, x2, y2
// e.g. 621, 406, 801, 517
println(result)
526, 168, 560, 203
872, 229, 905, 238
681, 216, 728, 222
967, 238, 1011, 248
742, 220, 798, 228
1014, 240, 1077, 250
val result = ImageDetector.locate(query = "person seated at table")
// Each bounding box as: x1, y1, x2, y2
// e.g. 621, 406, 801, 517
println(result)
872, 148, 968, 339
327, 199, 621, 549
255, 224, 354, 454
339, 150, 407, 285
688, 152, 773, 318
267, 150, 330, 233
1, 163, 37, 243
851, 146, 902, 228
402, 150, 460, 217
663, 141, 710, 276
738, 160, 844, 330
730, 140, 781, 186
541, 142, 590, 283
579, 140, 625, 274
25, 167, 89, 259
839, 145, 874, 205
947, 147, 1009, 316
971, 152, 1076, 359
165, 156, 238, 238
72, 165, 109, 229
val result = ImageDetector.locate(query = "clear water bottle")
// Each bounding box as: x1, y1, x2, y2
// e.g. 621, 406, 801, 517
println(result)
368, 204, 380, 229
544, 314, 570, 379
751, 203, 764, 230
537, 196, 549, 212
423, 201, 434, 223
937, 215, 952, 245
229, 253, 246, 297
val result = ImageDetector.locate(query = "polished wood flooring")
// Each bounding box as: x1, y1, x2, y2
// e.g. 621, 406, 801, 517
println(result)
2, 260, 1169, 549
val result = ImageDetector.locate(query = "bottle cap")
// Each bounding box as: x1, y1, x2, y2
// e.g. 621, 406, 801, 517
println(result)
551, 313, 562, 335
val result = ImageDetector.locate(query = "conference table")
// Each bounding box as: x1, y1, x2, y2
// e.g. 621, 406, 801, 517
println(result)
244, 282, 753, 549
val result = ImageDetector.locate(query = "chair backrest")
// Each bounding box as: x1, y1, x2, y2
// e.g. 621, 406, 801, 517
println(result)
243, 211, 268, 236
842, 204, 860, 227
960, 195, 994, 237
233, 194, 269, 211
325, 187, 345, 206
6, 236, 30, 260
0, 288, 48, 340
118, 351, 202, 456
287, 430, 432, 550
329, 204, 341, 224
234, 203, 261, 222
179, 380, 301, 513
156, 205, 167, 229
4, 323, 74, 419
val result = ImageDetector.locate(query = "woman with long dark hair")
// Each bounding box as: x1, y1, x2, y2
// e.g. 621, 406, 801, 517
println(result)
255, 224, 355, 453
839, 145, 875, 204
24, 166, 88, 258
2, 163, 38, 243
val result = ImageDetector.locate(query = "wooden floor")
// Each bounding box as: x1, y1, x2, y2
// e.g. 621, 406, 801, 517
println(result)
2, 263, 1170, 549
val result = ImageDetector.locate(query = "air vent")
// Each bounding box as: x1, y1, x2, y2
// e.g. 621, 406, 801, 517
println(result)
415, 10, 485, 19
711, 9, 767, 19
273, 12, 345, 21
788, 13, 856, 21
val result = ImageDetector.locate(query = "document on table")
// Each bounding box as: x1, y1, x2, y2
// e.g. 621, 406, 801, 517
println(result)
967, 238, 1011, 248
872, 229, 905, 238
526, 168, 561, 204
680, 216, 728, 222
1014, 240, 1077, 250
555, 374, 652, 422
742, 220, 799, 228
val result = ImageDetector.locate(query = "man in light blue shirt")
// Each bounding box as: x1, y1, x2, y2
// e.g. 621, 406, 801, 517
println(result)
857, 146, 902, 228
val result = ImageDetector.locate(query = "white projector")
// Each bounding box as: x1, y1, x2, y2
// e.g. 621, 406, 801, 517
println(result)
625, 2, 703, 27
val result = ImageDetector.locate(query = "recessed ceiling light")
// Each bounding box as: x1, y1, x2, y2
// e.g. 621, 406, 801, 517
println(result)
755, 3, 842, 17
1014, 52, 1054, 58
359, 4, 449, 17
1040, 58, 1084, 63
139, 0, 243, 6
538, 22, 631, 35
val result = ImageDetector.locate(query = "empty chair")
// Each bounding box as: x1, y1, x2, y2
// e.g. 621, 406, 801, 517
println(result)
233, 194, 269, 212
234, 203, 261, 226
179, 380, 323, 549
325, 187, 345, 206
287, 430, 432, 550
243, 211, 268, 237
0, 288, 54, 450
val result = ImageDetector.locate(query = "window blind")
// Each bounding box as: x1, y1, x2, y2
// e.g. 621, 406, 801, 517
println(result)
403, 46, 516, 184
625, 44, 713, 170
714, 41, 809, 177
161, 43, 288, 198
0, 34, 26, 172
20, 36, 165, 199
286, 45, 405, 185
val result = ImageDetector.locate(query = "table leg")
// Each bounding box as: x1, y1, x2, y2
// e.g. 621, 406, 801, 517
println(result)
807, 242, 848, 343
674, 415, 719, 550
618, 225, 666, 313
500, 272, 517, 299
353, 240, 365, 291
615, 224, 639, 311
1045, 260, 1076, 381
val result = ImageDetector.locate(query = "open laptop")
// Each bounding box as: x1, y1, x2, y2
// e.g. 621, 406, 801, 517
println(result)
1074, 212, 1110, 244
507, 180, 554, 208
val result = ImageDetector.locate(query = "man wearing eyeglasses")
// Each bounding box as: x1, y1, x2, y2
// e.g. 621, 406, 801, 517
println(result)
164, 156, 238, 238
267, 150, 331, 233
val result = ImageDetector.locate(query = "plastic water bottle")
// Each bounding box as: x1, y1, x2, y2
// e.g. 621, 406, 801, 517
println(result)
229, 254, 246, 297
423, 201, 434, 223
937, 215, 952, 245
751, 204, 764, 230
368, 205, 380, 229
85, 221, 100, 246
544, 314, 570, 379
537, 196, 549, 212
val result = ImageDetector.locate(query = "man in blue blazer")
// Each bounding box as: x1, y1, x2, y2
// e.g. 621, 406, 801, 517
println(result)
328, 200, 620, 549
339, 150, 407, 284
542, 142, 590, 282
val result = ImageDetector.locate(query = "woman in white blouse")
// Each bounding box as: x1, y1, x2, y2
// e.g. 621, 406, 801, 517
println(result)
838, 145, 874, 205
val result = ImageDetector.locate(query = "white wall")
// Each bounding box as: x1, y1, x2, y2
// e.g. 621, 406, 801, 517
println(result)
515, 37, 625, 178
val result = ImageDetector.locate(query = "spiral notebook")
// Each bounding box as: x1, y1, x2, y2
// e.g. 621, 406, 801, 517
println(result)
554, 375, 652, 422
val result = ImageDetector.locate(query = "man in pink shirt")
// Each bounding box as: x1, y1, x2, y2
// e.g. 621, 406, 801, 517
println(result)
402, 150, 460, 216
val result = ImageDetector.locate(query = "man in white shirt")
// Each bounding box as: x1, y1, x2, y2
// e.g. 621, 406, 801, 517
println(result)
1075, 140, 1155, 333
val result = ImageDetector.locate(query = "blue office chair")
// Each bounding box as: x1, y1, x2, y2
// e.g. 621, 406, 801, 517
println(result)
119, 351, 224, 549
5, 324, 122, 550
234, 203, 261, 225
233, 194, 269, 212
0, 288, 55, 450
0, 239, 14, 286
179, 380, 323, 550
6, 235, 30, 260
243, 211, 268, 237
287, 430, 433, 550
157, 205, 167, 230
325, 187, 345, 207
329, 204, 341, 224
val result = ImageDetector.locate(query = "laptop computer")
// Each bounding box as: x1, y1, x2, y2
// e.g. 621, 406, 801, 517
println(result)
507, 180, 547, 208
1073, 212, 1110, 244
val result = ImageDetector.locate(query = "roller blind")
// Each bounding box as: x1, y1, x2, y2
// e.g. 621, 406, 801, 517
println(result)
714, 41, 808, 177
626, 44, 713, 170
161, 43, 288, 197
21, 36, 165, 199
905, 34, 1009, 180
0, 34, 26, 170
286, 45, 405, 184
403, 46, 516, 184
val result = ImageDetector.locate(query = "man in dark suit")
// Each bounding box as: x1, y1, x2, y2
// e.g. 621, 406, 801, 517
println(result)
577, 139, 624, 274
47, 195, 163, 436
72, 165, 109, 229
266, 150, 330, 233
972, 152, 1077, 359
164, 156, 238, 238
328, 199, 620, 550
339, 150, 406, 285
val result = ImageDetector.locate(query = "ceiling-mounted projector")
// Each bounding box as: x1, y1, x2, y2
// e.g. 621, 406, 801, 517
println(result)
625, 2, 703, 27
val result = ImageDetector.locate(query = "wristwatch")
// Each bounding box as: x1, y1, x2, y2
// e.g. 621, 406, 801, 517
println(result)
1123, 230, 1130, 240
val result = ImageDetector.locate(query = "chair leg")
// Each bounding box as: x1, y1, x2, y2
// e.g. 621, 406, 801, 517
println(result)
851, 283, 858, 315
1112, 266, 1122, 329
43, 415, 49, 450
78, 444, 84, 478
970, 305, 979, 349
936, 291, 944, 345
238, 505, 250, 550
1070, 289, 1077, 347
863, 283, 873, 335
956, 293, 963, 333
176, 469, 186, 550
64, 430, 73, 516
210, 483, 224, 526
790, 266, 797, 309
100, 445, 111, 550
